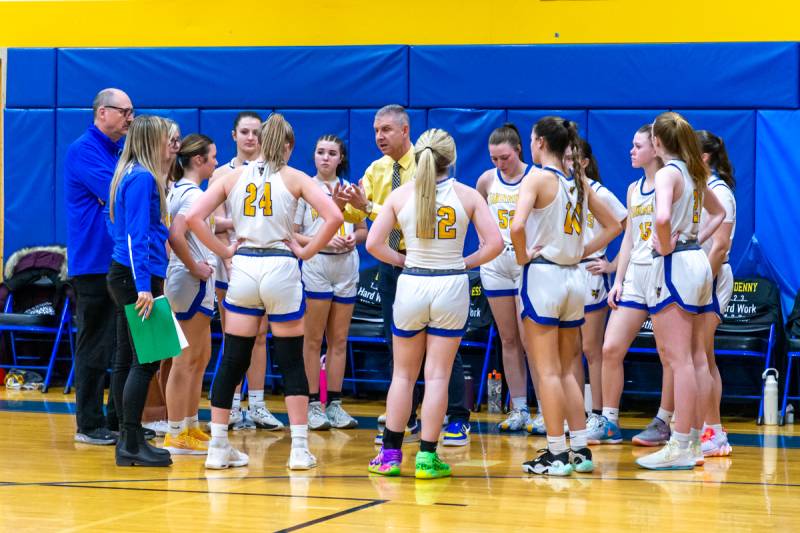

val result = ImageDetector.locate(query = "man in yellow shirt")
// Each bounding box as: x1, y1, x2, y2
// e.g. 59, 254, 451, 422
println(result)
339, 105, 472, 447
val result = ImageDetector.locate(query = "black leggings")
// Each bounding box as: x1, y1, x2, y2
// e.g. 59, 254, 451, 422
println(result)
107, 261, 164, 432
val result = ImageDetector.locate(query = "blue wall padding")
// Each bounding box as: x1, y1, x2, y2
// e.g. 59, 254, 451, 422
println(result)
6, 48, 56, 108
505, 110, 588, 165
198, 109, 272, 166
755, 111, 800, 312
4, 109, 56, 257
56, 46, 409, 108
674, 110, 756, 269
278, 110, 350, 178
409, 43, 800, 109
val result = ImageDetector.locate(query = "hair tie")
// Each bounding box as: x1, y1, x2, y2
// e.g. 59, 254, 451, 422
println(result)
563, 119, 571, 129
420, 146, 435, 154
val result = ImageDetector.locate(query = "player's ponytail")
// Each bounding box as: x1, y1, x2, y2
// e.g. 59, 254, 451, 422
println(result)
174, 134, 214, 181
259, 113, 295, 174
653, 112, 709, 197
696, 130, 736, 190
414, 128, 457, 239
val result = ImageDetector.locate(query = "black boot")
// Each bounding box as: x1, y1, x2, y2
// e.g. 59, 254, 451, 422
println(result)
136, 426, 171, 457
115, 428, 172, 467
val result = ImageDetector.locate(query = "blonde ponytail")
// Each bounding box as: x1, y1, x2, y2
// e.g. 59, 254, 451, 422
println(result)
259, 113, 295, 174
413, 128, 457, 239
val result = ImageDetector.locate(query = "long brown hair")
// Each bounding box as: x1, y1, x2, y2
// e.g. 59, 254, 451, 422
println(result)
109, 115, 169, 222
696, 130, 735, 190
489, 122, 524, 162
533, 116, 585, 208
652, 112, 709, 195
414, 128, 457, 239
174, 133, 214, 181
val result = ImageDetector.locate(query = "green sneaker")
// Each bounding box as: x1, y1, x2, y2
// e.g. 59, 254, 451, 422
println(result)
415, 451, 452, 479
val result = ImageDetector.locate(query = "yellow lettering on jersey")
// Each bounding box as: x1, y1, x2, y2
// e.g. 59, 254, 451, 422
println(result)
631, 203, 654, 218
692, 189, 701, 223
497, 209, 515, 229
437, 206, 456, 239
487, 192, 519, 205
563, 201, 582, 235
244, 182, 273, 217
587, 212, 595, 229
311, 207, 319, 220
639, 221, 652, 241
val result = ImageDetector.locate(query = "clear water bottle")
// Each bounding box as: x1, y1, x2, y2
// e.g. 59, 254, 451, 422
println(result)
488, 370, 502, 414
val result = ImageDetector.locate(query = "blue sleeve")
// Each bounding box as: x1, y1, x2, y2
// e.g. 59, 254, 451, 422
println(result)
123, 173, 154, 293
66, 143, 115, 203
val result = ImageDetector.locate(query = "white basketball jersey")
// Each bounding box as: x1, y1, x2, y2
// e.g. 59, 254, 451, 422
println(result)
486, 166, 527, 245
166, 178, 213, 267
657, 159, 701, 244
295, 176, 355, 254
229, 163, 297, 250
583, 179, 627, 259
524, 166, 586, 266
629, 176, 656, 265
701, 175, 737, 262
398, 177, 468, 270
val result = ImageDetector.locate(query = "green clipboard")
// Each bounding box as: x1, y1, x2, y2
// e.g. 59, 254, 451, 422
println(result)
124, 295, 189, 363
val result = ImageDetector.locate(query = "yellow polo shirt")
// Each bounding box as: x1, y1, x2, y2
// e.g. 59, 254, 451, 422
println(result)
345, 146, 416, 249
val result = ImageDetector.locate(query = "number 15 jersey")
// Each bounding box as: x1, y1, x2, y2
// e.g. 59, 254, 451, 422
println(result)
229, 163, 298, 250
629, 176, 656, 266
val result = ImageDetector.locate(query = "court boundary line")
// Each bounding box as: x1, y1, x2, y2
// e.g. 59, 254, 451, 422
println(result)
274, 500, 387, 533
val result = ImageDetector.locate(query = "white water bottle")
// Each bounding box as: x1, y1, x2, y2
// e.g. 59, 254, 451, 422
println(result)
762, 368, 779, 426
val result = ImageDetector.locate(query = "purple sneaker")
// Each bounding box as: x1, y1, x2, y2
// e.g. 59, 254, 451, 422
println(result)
368, 447, 402, 476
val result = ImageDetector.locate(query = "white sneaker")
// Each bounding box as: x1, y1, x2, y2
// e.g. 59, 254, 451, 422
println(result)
142, 420, 169, 436
498, 407, 530, 431
287, 448, 317, 470
205, 443, 249, 469
692, 439, 705, 466
526, 413, 546, 435
248, 404, 284, 431
586, 412, 604, 433
326, 400, 358, 429
308, 401, 331, 430
377, 412, 387, 425
228, 407, 251, 431
636, 438, 696, 470
701, 428, 732, 457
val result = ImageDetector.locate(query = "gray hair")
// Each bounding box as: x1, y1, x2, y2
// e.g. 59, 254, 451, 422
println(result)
92, 88, 120, 118
375, 104, 409, 127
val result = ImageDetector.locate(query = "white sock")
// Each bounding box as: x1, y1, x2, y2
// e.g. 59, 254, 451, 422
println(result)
711, 423, 724, 436
536, 400, 543, 414
673, 430, 690, 449
248, 389, 264, 407
689, 427, 700, 444
547, 434, 568, 455
209, 422, 228, 447
656, 407, 673, 425
570, 429, 588, 450
511, 397, 528, 411
602, 407, 619, 425
185, 414, 199, 429
290, 424, 308, 450
232, 393, 242, 410
168, 419, 185, 438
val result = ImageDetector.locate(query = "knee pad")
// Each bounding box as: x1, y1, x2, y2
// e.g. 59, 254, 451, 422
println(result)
272, 336, 308, 397
210, 334, 255, 409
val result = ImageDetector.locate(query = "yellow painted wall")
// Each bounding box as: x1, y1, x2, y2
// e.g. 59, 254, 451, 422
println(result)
0, 0, 798, 47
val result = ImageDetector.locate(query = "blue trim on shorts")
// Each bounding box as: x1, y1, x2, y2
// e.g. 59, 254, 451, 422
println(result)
519, 263, 584, 328
428, 326, 467, 338
485, 288, 518, 298
401, 270, 469, 277
175, 280, 210, 321
222, 299, 266, 317
332, 294, 357, 305
649, 254, 714, 315
305, 290, 334, 300
198, 306, 214, 317
269, 297, 306, 322
215, 280, 228, 290
712, 276, 722, 318
617, 299, 648, 311
391, 323, 425, 337
584, 301, 608, 313
602, 273, 611, 292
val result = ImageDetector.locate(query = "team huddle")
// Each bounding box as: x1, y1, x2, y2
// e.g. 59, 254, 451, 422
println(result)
107, 103, 736, 478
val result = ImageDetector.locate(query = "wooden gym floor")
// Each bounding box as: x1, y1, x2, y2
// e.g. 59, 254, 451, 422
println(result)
0, 389, 798, 532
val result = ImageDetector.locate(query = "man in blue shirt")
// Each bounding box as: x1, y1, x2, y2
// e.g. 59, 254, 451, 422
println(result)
64, 88, 133, 445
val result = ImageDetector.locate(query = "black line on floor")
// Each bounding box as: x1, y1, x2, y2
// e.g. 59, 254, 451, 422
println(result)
273, 499, 387, 533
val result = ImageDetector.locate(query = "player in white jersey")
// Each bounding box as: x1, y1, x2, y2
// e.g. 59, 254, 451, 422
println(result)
590, 125, 670, 446
476, 123, 536, 432
208, 112, 282, 431
511, 117, 621, 476
294, 135, 367, 431
635, 112, 725, 471
562, 140, 627, 434
161, 134, 218, 455
695, 131, 738, 457
187, 114, 343, 471
367, 128, 502, 479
